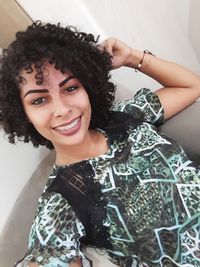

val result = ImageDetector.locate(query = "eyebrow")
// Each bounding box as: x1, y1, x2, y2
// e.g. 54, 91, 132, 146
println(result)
23, 76, 77, 98
59, 76, 76, 87
24, 89, 48, 98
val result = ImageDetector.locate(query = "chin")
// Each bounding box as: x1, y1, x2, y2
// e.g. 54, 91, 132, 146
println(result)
53, 130, 89, 148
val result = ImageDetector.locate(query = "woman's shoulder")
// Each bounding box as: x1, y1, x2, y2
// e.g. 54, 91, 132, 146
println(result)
111, 88, 164, 127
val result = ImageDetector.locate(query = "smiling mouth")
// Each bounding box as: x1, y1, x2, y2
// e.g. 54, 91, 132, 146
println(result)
53, 116, 81, 132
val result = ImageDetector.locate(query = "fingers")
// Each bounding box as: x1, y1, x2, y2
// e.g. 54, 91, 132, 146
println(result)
99, 37, 131, 69
100, 38, 118, 56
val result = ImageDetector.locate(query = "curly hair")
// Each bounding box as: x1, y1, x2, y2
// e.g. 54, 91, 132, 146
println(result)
0, 21, 116, 149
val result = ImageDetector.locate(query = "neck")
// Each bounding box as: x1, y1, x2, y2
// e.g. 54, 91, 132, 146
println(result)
54, 129, 108, 165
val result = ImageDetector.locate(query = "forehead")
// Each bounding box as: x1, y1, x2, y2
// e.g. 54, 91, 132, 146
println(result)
19, 62, 72, 87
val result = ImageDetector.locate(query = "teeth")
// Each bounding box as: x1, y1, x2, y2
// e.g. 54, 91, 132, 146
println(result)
55, 117, 80, 131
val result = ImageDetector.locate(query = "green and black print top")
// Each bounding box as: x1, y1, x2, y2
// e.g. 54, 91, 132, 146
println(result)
16, 88, 200, 267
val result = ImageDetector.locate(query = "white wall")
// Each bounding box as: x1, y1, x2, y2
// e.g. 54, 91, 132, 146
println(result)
172, 0, 191, 35
188, 0, 200, 63
1, 0, 200, 234
172, 0, 200, 66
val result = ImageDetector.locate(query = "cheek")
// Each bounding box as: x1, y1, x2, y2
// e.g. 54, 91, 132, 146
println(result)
84, 98, 92, 119
25, 108, 50, 129
77, 91, 91, 114
84, 91, 91, 108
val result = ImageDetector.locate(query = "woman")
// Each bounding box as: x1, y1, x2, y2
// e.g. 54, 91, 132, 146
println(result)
0, 21, 200, 267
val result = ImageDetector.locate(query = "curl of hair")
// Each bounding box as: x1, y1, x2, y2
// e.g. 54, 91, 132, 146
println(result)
0, 21, 116, 149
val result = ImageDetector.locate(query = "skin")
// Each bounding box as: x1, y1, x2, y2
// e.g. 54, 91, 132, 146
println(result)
20, 62, 108, 165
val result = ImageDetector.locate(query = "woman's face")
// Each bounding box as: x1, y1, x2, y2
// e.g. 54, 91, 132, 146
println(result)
20, 62, 91, 150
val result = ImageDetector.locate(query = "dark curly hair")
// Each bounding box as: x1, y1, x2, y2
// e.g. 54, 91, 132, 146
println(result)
0, 21, 116, 149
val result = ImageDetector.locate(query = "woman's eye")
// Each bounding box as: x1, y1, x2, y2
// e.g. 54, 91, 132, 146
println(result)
64, 86, 78, 94
31, 97, 47, 105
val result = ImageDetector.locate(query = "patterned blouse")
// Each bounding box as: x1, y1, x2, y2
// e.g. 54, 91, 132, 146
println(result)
16, 88, 200, 267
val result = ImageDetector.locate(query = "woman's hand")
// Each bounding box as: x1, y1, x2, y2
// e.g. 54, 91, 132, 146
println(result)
101, 38, 142, 69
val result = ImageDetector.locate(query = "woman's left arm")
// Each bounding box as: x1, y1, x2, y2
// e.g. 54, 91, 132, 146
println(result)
102, 38, 200, 120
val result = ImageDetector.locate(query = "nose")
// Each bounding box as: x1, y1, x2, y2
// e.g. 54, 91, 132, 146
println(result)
52, 96, 72, 118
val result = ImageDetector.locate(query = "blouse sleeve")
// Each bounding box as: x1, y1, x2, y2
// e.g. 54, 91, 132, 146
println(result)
15, 192, 91, 267
112, 88, 164, 126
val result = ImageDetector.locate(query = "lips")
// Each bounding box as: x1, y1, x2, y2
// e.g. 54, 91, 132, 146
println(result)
53, 115, 81, 135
